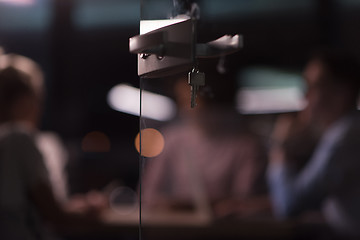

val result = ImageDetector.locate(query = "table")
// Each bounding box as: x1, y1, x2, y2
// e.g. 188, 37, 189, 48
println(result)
63, 208, 330, 240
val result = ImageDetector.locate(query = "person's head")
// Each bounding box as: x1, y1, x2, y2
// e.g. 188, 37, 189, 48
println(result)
0, 54, 44, 127
303, 48, 360, 123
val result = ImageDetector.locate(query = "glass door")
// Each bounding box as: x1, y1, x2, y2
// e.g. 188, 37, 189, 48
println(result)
133, 1, 272, 239
136, 2, 206, 238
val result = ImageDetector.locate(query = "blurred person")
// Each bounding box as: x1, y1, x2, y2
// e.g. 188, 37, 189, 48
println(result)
0, 52, 69, 203
0, 53, 106, 240
267, 48, 360, 237
141, 58, 269, 219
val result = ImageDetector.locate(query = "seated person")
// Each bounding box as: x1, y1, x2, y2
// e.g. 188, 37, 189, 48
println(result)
0, 53, 106, 239
267, 49, 360, 237
141, 58, 269, 219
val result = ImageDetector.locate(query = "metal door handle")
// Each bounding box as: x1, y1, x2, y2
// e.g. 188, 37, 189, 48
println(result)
129, 19, 243, 78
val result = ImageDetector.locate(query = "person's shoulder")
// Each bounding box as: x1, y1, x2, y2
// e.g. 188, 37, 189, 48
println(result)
0, 123, 35, 147
35, 131, 64, 147
331, 112, 360, 162
351, 111, 360, 127
343, 112, 360, 139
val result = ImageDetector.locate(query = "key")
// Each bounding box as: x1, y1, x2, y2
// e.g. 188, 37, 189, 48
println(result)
188, 68, 205, 108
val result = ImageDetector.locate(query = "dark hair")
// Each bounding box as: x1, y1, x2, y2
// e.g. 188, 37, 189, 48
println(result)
310, 48, 360, 90
0, 67, 35, 122
308, 48, 360, 105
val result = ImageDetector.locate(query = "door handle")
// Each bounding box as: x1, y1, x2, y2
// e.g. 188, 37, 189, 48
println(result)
129, 18, 243, 78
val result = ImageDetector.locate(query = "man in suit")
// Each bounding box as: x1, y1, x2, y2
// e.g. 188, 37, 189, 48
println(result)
267, 49, 360, 238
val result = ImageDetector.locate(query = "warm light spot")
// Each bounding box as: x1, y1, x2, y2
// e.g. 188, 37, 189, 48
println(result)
134, 128, 165, 158
81, 131, 111, 152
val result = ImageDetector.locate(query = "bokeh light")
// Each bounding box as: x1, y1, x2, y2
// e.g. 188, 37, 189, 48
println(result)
107, 83, 176, 121
134, 128, 165, 158
109, 186, 138, 215
81, 131, 111, 152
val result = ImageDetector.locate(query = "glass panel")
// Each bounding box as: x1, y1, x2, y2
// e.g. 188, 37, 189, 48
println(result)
137, 1, 310, 240
138, 2, 196, 239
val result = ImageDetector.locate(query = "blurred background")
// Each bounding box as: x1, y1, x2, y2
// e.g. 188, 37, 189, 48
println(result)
1, 0, 360, 198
